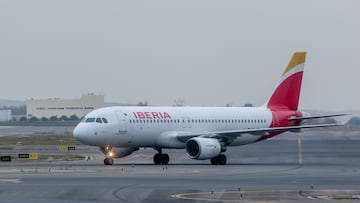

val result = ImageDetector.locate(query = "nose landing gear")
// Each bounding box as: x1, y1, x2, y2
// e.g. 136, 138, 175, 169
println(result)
103, 146, 114, 165
104, 157, 114, 165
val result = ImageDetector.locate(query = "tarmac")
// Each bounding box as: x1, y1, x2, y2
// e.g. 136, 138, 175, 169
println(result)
0, 128, 360, 203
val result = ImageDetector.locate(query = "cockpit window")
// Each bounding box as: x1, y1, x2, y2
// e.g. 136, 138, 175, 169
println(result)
83, 117, 108, 124
96, 118, 102, 123
85, 118, 96, 123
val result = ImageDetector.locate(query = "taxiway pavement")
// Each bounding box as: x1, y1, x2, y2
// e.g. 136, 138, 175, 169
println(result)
0, 131, 360, 203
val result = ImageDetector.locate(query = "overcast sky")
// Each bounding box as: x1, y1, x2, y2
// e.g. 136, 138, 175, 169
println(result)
0, 1, 359, 111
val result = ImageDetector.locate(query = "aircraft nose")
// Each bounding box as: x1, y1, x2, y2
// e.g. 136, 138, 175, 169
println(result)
73, 124, 86, 143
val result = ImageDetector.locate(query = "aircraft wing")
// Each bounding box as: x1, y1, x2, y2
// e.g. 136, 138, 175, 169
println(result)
176, 123, 342, 142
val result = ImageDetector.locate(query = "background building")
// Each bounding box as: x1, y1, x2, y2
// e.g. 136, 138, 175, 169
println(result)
0, 110, 12, 121
26, 94, 104, 119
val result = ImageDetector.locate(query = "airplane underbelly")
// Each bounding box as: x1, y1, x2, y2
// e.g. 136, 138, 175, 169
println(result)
228, 134, 259, 146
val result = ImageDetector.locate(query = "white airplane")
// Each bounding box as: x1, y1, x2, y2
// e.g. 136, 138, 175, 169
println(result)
73, 52, 344, 165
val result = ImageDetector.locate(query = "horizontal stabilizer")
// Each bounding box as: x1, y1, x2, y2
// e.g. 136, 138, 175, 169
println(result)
288, 113, 350, 122
211, 123, 343, 138
176, 123, 343, 142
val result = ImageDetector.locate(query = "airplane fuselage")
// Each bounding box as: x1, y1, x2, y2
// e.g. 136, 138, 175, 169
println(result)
74, 106, 297, 148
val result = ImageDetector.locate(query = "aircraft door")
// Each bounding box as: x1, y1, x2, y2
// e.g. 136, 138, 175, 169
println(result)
117, 112, 128, 133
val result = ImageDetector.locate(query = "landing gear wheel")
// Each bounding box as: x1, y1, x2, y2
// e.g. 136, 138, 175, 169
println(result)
210, 154, 227, 165
210, 156, 219, 165
153, 153, 170, 165
104, 158, 114, 165
161, 154, 169, 165
154, 154, 162, 165
218, 154, 227, 165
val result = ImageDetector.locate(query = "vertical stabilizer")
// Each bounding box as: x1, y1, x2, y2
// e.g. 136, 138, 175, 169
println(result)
266, 52, 306, 110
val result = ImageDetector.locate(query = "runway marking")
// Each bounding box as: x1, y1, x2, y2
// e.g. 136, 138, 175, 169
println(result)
0, 179, 22, 184
302, 189, 360, 200
171, 191, 273, 203
309, 195, 360, 200
0, 168, 96, 174
172, 190, 360, 202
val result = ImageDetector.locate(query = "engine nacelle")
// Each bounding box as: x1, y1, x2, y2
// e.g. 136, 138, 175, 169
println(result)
100, 146, 138, 158
186, 137, 221, 160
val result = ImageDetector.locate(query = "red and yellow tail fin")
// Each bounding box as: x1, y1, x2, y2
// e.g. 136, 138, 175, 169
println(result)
266, 52, 306, 111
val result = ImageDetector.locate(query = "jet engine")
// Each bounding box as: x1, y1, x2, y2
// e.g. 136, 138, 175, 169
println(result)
100, 146, 138, 158
185, 137, 221, 160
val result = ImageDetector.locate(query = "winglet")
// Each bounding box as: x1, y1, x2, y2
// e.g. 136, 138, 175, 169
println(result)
267, 52, 306, 111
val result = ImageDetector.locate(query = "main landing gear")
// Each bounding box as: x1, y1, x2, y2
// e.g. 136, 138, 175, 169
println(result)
210, 154, 227, 165
153, 148, 169, 165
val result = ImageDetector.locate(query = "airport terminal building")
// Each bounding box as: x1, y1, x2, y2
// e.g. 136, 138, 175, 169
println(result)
26, 94, 104, 119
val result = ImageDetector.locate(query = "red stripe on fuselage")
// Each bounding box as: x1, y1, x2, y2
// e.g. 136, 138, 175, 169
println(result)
255, 110, 303, 142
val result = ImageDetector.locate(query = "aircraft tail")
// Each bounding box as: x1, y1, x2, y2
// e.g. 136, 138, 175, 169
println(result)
266, 52, 306, 111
